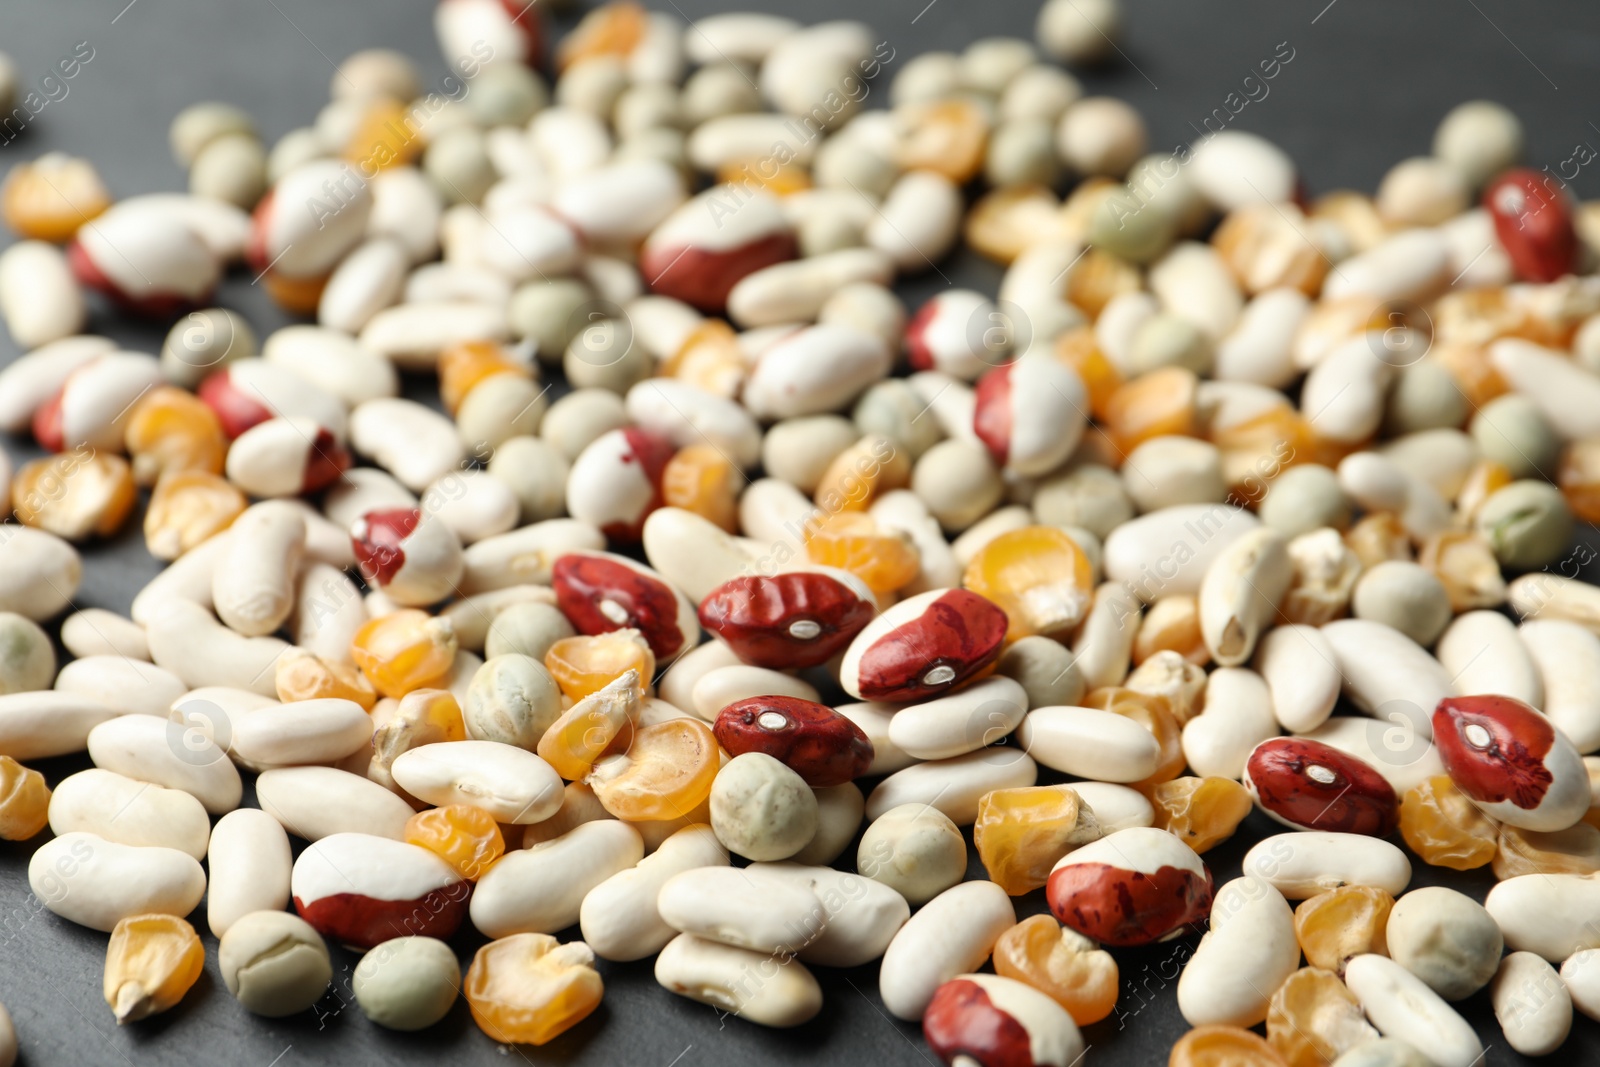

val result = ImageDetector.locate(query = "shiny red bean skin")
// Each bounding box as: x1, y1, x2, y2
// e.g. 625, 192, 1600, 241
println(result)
713, 696, 873, 786
551, 553, 688, 659
1485, 168, 1579, 283
1045, 862, 1213, 948
1244, 737, 1398, 837
698, 572, 874, 670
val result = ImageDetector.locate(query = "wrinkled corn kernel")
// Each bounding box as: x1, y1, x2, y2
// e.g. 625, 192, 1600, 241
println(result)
557, 1, 646, 69
544, 631, 654, 703
1293, 886, 1393, 976
992, 914, 1119, 1026
371, 688, 468, 791
1169, 1025, 1289, 1067
587, 718, 719, 821
896, 99, 990, 184
343, 97, 423, 171
1265, 967, 1378, 1067
1344, 512, 1411, 569
464, 933, 603, 1045
0, 756, 50, 840
1454, 458, 1513, 523
2, 152, 111, 241
1132, 596, 1209, 666
1065, 247, 1142, 320
1557, 440, 1600, 523
275, 648, 378, 710
813, 437, 909, 514
1149, 776, 1252, 854
1492, 822, 1600, 880
965, 185, 1064, 265
261, 270, 329, 316
538, 670, 641, 780
144, 470, 247, 561
13, 451, 137, 542
1054, 326, 1124, 420
963, 525, 1094, 643
1430, 342, 1507, 408
405, 804, 506, 881
974, 785, 1101, 895
1418, 530, 1506, 611
805, 512, 921, 594
1399, 775, 1498, 871
103, 914, 205, 1024
716, 160, 812, 197
352, 610, 459, 698
662, 320, 745, 398
439, 340, 533, 415
662, 444, 740, 532
124, 385, 227, 485
1103, 367, 1200, 456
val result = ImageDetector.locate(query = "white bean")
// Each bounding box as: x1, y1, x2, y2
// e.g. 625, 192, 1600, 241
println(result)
389, 739, 562, 823
1343, 954, 1483, 1067
654, 932, 822, 1028
28, 831, 206, 932
579, 823, 729, 962
1242, 831, 1411, 899
206, 808, 292, 937
470, 820, 644, 938
1177, 876, 1299, 1027
256, 766, 413, 841
879, 880, 1016, 1021
866, 747, 1038, 825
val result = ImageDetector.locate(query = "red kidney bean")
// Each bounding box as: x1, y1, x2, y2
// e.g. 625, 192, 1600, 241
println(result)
1432, 693, 1591, 832
551, 552, 694, 659
841, 588, 1009, 703
1243, 737, 1398, 837
923, 974, 1084, 1067
712, 696, 873, 786
973, 362, 1013, 467
1485, 168, 1578, 283
697, 571, 875, 669
1045, 827, 1213, 947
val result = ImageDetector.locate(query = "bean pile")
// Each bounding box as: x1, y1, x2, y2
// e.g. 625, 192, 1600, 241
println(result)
1, 0, 1600, 1064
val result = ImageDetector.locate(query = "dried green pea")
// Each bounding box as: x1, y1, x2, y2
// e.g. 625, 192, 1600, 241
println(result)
352, 936, 460, 1031
1384, 360, 1468, 436
0, 612, 54, 695
509, 278, 595, 366
852, 381, 944, 464
1259, 463, 1350, 538
485, 602, 576, 662
463, 654, 563, 750
1475, 480, 1575, 570
1470, 394, 1561, 480
1032, 463, 1135, 540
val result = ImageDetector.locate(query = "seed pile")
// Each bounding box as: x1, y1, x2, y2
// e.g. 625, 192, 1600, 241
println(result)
2, 0, 1600, 1063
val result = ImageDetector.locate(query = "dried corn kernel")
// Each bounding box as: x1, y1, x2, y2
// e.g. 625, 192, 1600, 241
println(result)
103, 914, 205, 1023
805, 511, 921, 594
1418, 530, 1506, 611
1399, 775, 1498, 871
662, 319, 745, 398
537, 670, 640, 780
1265, 967, 1378, 1067
143, 470, 247, 561
275, 647, 378, 710
1454, 458, 1513, 523
343, 97, 423, 171
716, 160, 812, 197
992, 914, 1118, 1026
963, 525, 1094, 643
1213, 203, 1328, 296
406, 804, 506, 882
371, 688, 468, 792
1559, 438, 1600, 524
895, 99, 989, 184
587, 718, 719, 822
1492, 822, 1600, 880
124, 385, 227, 486
464, 933, 603, 1045
1064, 246, 1142, 320
965, 185, 1064, 265
1293, 886, 1392, 976
1103, 366, 1199, 456
544, 631, 654, 703
13, 450, 137, 542
1170, 1025, 1288, 1067
662, 443, 740, 532
1085, 687, 1185, 788
0, 756, 50, 840
352, 609, 458, 698
1149, 776, 1252, 854
557, 1, 646, 69
439, 340, 533, 415
261, 270, 329, 316
813, 436, 909, 514
1344, 512, 1411, 569
974, 785, 1101, 896
2, 152, 111, 241
1132, 595, 1209, 666
1054, 326, 1124, 421
1430, 342, 1507, 408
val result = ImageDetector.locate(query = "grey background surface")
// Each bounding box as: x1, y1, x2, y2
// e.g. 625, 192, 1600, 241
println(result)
2, 0, 1600, 1064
